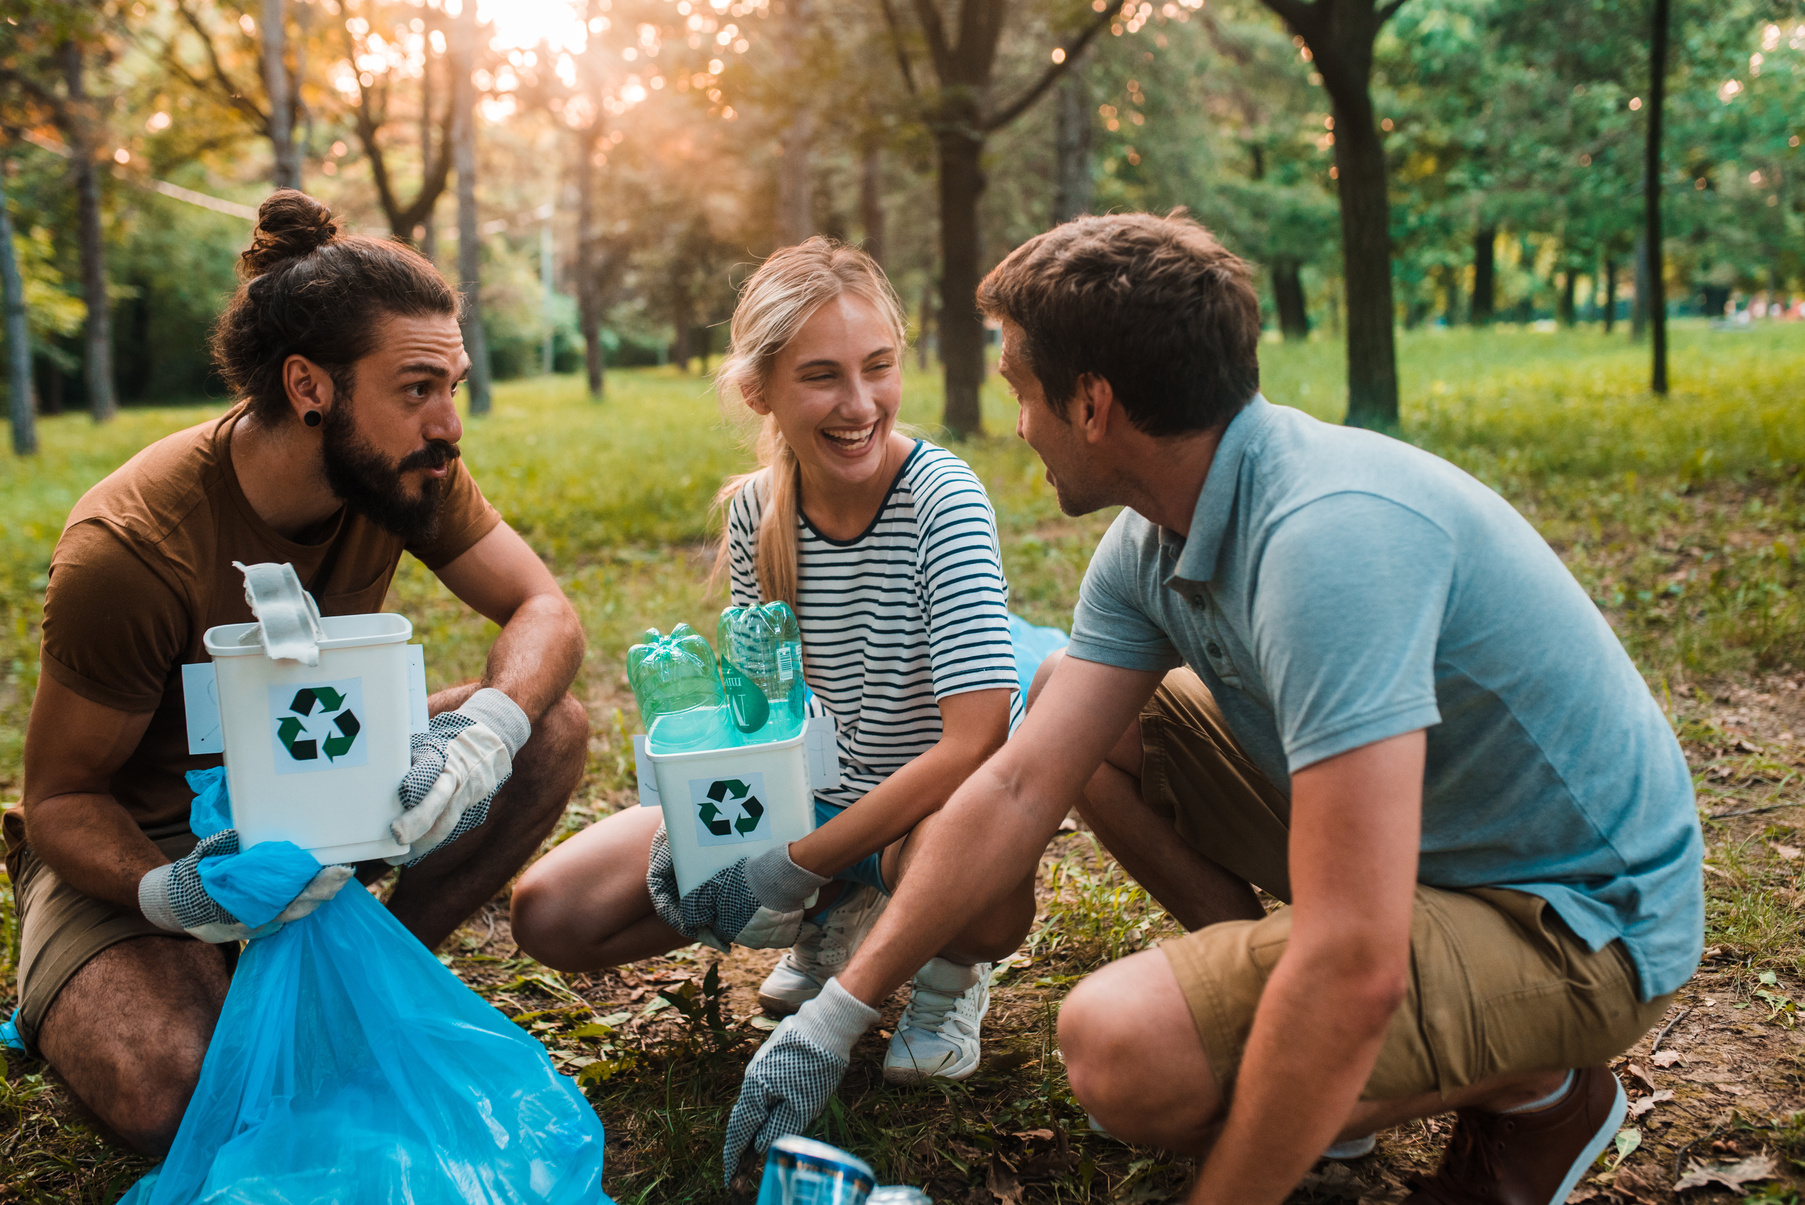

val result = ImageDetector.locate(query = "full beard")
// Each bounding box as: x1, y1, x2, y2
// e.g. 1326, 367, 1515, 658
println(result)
319, 404, 456, 545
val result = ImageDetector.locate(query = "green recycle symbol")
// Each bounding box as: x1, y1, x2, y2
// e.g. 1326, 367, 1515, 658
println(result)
276, 687, 362, 763
698, 779, 764, 838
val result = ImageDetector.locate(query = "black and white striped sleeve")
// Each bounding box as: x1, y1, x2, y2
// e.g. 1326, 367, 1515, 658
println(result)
911, 452, 1018, 701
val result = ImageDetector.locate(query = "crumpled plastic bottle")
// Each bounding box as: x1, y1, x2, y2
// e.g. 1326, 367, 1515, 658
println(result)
717, 602, 808, 740
627, 624, 735, 751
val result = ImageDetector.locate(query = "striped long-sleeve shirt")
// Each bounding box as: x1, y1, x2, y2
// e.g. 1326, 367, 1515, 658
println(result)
726, 440, 1022, 812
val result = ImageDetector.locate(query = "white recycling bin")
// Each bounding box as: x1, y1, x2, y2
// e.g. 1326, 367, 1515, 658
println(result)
634, 713, 841, 895
201, 564, 416, 863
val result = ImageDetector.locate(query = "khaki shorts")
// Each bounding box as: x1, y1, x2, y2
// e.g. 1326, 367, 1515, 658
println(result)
1141, 668, 1673, 1100
5, 831, 232, 1056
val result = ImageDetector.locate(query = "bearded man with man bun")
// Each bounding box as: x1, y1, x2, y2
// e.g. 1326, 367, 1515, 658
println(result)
9, 191, 589, 1153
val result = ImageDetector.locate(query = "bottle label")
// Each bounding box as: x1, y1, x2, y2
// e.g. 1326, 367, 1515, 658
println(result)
777, 645, 796, 683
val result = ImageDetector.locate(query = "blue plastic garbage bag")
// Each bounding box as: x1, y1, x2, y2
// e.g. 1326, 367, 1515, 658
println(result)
1008, 612, 1070, 697
120, 769, 612, 1205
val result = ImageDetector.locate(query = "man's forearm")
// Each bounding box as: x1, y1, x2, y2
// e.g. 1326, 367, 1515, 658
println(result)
837, 758, 1068, 1005
1188, 950, 1401, 1204
479, 593, 584, 721
25, 793, 173, 912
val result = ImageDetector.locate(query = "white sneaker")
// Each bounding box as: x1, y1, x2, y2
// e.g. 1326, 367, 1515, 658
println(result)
883, 957, 990, 1083
756, 883, 889, 1016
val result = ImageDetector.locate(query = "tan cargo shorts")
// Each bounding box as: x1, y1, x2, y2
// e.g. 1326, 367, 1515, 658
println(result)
1141, 668, 1674, 1100
5, 830, 230, 1056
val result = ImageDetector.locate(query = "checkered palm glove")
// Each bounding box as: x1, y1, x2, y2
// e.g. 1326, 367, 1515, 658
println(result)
647, 826, 828, 952
388, 688, 531, 866
722, 977, 879, 1183
138, 830, 354, 944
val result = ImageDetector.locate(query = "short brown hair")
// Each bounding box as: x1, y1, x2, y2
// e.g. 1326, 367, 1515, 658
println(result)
977, 212, 1261, 437
211, 190, 459, 424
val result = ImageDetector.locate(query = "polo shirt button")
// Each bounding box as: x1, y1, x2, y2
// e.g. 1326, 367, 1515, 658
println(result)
1207, 642, 1223, 659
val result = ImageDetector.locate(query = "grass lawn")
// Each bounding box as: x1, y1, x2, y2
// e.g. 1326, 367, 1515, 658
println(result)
3, 321, 1805, 1203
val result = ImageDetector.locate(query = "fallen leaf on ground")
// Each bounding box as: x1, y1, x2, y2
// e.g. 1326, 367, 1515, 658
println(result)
1613, 1167, 1664, 1203
1674, 1150, 1777, 1192
1772, 842, 1802, 860
1652, 1050, 1684, 1068
1565, 1189, 1602, 1203
1624, 1062, 1657, 1092
1627, 1089, 1673, 1118
986, 1156, 1024, 1205
1293, 1162, 1361, 1199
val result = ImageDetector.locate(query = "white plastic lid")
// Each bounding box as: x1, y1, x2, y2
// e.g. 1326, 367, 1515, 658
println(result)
204, 612, 413, 656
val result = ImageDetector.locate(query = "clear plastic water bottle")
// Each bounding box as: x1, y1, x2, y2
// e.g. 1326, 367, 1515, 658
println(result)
626, 625, 734, 751
755, 1136, 875, 1205
867, 1189, 932, 1204
717, 602, 808, 740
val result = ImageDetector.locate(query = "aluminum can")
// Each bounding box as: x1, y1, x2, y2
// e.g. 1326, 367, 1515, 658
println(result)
755, 1136, 876, 1205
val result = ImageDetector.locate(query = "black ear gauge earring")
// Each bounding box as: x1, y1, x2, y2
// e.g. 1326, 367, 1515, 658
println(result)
303, 410, 323, 428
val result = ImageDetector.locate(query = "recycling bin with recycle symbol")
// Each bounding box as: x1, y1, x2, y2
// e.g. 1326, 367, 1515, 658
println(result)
633, 716, 841, 895
203, 611, 416, 863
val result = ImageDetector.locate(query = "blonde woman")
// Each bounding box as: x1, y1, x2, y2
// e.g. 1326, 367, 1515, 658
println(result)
512, 238, 1034, 1083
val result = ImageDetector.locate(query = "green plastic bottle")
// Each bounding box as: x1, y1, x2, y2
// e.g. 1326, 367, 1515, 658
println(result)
716, 602, 808, 740
626, 624, 735, 751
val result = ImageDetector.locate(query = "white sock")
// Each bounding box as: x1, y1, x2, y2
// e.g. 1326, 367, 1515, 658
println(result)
1499, 1069, 1576, 1114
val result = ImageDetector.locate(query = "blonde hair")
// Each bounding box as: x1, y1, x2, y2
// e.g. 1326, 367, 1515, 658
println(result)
713, 237, 910, 607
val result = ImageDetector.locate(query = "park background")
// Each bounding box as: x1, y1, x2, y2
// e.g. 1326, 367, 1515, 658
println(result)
3, 0, 1805, 1201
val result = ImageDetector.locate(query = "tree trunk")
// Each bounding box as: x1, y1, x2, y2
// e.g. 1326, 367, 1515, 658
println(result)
262, 0, 300, 190
2, 172, 35, 456
451, 3, 491, 414
1053, 62, 1092, 224
1272, 256, 1309, 340
1602, 255, 1616, 333
1325, 80, 1396, 429
918, 281, 934, 371
1644, 0, 1669, 393
858, 136, 886, 266
1631, 228, 1648, 342
672, 309, 693, 372
575, 128, 604, 400
292, 0, 313, 158
58, 41, 116, 423
936, 124, 985, 438
1558, 269, 1577, 327
420, 53, 438, 261
1442, 266, 1460, 326
1471, 224, 1495, 324
774, 0, 813, 247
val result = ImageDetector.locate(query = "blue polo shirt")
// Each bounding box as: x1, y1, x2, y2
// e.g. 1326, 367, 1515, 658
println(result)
1067, 397, 1702, 999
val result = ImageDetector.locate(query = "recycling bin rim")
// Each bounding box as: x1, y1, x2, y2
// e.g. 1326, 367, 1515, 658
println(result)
642, 723, 809, 762
204, 613, 414, 657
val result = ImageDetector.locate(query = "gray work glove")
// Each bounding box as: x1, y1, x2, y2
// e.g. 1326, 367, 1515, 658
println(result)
647, 826, 829, 952
138, 830, 355, 944
722, 977, 879, 1182
389, 687, 531, 866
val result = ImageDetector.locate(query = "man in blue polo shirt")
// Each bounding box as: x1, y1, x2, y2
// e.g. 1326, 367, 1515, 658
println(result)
721, 213, 1703, 1205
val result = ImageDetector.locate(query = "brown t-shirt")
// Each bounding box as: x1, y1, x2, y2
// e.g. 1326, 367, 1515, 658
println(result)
4, 403, 501, 858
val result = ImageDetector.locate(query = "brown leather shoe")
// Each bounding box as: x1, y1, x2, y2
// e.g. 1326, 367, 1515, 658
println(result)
1403, 1066, 1627, 1205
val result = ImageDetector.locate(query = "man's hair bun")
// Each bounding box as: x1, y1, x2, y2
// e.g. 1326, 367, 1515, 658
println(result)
239, 189, 339, 278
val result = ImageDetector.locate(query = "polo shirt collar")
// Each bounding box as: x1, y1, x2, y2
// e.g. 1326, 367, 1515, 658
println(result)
1167, 395, 1272, 587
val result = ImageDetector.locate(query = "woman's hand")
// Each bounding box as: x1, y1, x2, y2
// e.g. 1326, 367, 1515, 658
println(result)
645, 827, 830, 950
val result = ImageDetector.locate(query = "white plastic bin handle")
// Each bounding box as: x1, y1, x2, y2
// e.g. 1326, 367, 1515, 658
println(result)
234, 561, 326, 666
803, 715, 841, 792
633, 735, 661, 808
